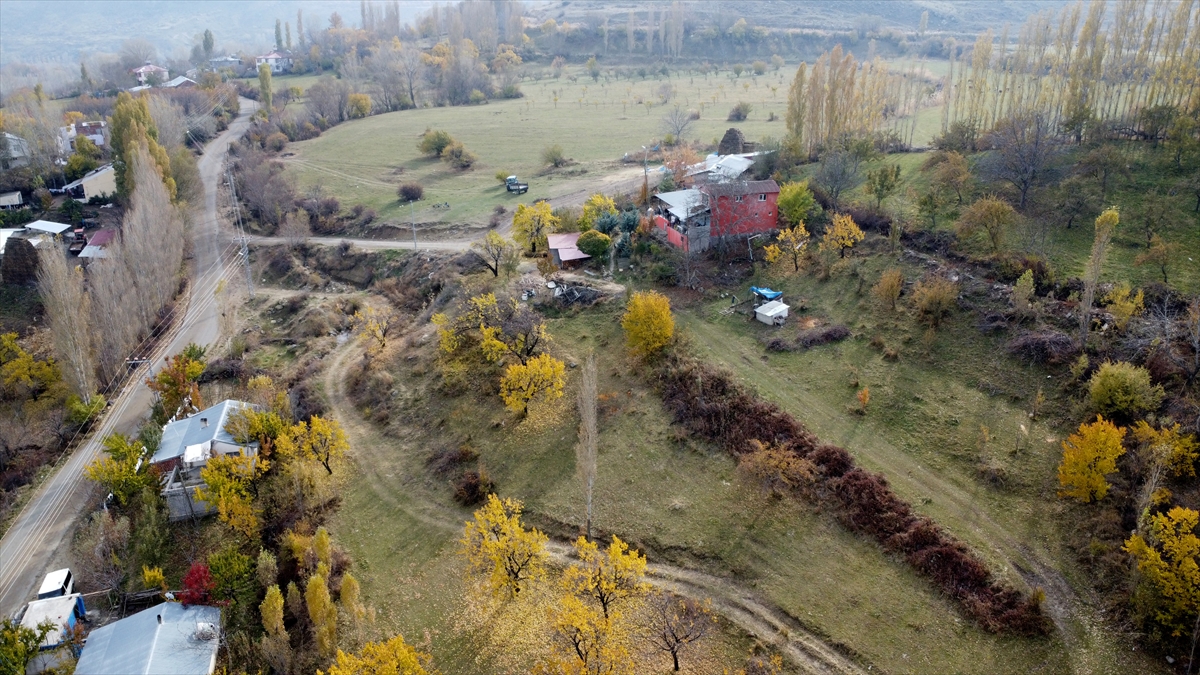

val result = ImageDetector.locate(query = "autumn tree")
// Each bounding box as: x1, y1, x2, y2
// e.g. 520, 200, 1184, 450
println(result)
912, 276, 958, 329
500, 353, 566, 414
819, 213, 864, 258
290, 415, 349, 474
37, 248, 95, 402
1103, 283, 1143, 332
1136, 234, 1180, 284
260, 584, 290, 674
147, 346, 206, 421
644, 592, 716, 672
774, 224, 810, 272
320, 635, 437, 675
1079, 208, 1119, 348
580, 193, 618, 231
512, 201, 560, 253
1132, 421, 1200, 479
471, 231, 519, 277
872, 268, 904, 311
307, 572, 338, 659
351, 305, 399, 353
459, 494, 549, 598
954, 196, 1017, 254
776, 181, 816, 228
196, 450, 269, 538
924, 151, 971, 204
1124, 507, 1200, 637
986, 112, 1058, 210
84, 433, 151, 506
109, 92, 175, 199
1088, 361, 1164, 422
621, 291, 674, 357
1057, 416, 1126, 503
539, 594, 634, 675
864, 164, 901, 209
563, 536, 648, 619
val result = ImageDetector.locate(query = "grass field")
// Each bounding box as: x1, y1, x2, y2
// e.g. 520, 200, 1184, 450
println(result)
280, 61, 946, 229
310, 247, 1166, 673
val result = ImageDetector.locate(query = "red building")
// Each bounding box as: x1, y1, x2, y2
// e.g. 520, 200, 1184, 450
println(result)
653, 179, 780, 252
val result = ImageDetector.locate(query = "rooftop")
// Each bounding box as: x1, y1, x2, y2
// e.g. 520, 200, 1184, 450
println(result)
74, 602, 221, 675
703, 179, 780, 198
63, 164, 115, 191
21, 594, 84, 648
25, 219, 72, 235
0, 191, 21, 207
150, 400, 254, 465
655, 188, 708, 221
546, 232, 590, 262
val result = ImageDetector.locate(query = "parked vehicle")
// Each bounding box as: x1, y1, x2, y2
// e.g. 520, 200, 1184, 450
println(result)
37, 568, 73, 599
505, 175, 528, 194
68, 229, 87, 255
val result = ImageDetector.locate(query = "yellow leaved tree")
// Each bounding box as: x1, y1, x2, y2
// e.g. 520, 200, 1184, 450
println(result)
621, 291, 674, 357
500, 353, 566, 414
775, 224, 810, 272
1057, 416, 1126, 502
1132, 421, 1200, 478
536, 594, 634, 675
460, 494, 549, 598
290, 415, 349, 474
196, 450, 269, 538
320, 635, 437, 675
1124, 506, 1200, 636
819, 213, 864, 258
562, 536, 648, 619
512, 201, 560, 253
579, 193, 617, 231
351, 305, 399, 353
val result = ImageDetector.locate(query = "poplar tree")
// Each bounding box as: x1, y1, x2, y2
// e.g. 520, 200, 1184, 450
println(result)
1078, 207, 1119, 348
275, 19, 283, 52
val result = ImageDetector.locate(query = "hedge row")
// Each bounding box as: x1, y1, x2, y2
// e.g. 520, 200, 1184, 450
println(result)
653, 351, 1049, 635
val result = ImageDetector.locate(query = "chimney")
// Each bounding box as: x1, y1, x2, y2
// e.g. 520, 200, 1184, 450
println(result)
157, 614, 162, 625
200, 418, 208, 428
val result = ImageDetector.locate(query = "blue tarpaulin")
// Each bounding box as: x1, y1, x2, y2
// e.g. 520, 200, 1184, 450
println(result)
750, 287, 782, 300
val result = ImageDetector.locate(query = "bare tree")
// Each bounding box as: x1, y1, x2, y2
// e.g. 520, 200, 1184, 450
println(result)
278, 210, 311, 250
1078, 209, 1118, 349
306, 76, 352, 123
985, 112, 1061, 210
660, 106, 694, 141
1152, 298, 1200, 389
72, 511, 131, 592
644, 591, 716, 672
813, 150, 857, 210
147, 95, 187, 150
398, 46, 424, 109
576, 353, 598, 540
118, 38, 157, 70
37, 246, 96, 401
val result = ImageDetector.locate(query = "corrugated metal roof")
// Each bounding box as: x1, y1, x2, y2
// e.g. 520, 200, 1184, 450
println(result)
655, 189, 707, 221
21, 594, 83, 648
150, 400, 253, 465
0, 191, 22, 206
547, 233, 590, 262
704, 180, 780, 198
25, 220, 71, 235
75, 602, 220, 675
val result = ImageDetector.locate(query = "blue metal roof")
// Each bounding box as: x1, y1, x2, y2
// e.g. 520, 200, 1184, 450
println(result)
75, 602, 221, 675
150, 400, 253, 465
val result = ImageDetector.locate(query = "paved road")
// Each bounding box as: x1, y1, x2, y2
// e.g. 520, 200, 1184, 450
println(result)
0, 98, 256, 616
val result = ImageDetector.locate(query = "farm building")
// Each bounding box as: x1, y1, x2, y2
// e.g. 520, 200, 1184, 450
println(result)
151, 400, 259, 521
74, 602, 221, 675
547, 232, 591, 268
63, 164, 116, 202
0, 191, 23, 209
653, 180, 780, 252
79, 229, 115, 259
25, 220, 72, 236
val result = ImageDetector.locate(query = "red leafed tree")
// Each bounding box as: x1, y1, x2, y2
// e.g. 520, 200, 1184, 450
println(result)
179, 562, 214, 605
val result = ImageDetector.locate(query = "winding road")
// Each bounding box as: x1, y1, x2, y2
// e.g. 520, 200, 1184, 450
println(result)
0, 98, 256, 616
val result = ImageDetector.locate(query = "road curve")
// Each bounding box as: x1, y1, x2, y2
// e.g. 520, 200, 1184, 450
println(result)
0, 98, 256, 616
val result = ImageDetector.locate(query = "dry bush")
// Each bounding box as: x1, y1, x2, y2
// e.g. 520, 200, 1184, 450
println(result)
912, 276, 958, 328
797, 324, 850, 348
453, 469, 494, 505
1006, 331, 1076, 364
428, 443, 478, 475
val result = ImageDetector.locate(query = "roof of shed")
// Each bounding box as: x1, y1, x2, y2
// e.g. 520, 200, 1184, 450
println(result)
74, 602, 221, 675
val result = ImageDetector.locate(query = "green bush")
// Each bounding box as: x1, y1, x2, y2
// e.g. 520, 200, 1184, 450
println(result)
576, 230, 611, 259
1088, 361, 1165, 421
417, 128, 454, 157
66, 394, 106, 427
542, 144, 567, 168
468, 89, 488, 105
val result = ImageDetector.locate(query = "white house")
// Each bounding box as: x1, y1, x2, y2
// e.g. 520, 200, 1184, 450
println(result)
131, 62, 169, 85
63, 164, 116, 202
1, 132, 31, 170
255, 50, 292, 74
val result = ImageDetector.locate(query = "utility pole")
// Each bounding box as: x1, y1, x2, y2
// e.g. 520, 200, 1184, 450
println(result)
409, 199, 417, 250
227, 171, 254, 299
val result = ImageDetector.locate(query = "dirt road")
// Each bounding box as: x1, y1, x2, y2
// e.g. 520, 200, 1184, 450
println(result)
320, 334, 867, 675
0, 98, 256, 616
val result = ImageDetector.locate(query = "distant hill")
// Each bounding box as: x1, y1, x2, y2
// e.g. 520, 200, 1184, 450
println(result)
537, 0, 1070, 37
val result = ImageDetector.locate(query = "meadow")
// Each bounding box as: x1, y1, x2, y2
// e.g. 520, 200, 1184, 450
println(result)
276, 62, 943, 230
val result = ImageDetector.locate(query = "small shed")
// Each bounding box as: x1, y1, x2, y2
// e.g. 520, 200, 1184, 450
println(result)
79, 229, 116, 259
20, 593, 86, 649
74, 602, 221, 675
547, 232, 591, 269
755, 300, 790, 326
0, 190, 23, 209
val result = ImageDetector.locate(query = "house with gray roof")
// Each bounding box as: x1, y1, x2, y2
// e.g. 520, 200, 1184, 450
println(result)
150, 400, 259, 521
74, 602, 220, 675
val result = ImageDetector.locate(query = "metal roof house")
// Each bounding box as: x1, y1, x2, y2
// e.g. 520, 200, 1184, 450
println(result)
20, 593, 85, 650
64, 164, 116, 202
74, 602, 221, 675
151, 400, 259, 522
547, 232, 591, 268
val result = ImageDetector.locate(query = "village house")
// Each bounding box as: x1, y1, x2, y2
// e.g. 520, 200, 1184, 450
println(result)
149, 400, 259, 521
57, 120, 108, 155
1, 131, 31, 170
652, 180, 780, 252
255, 50, 292, 74
74, 602, 221, 675
162, 75, 197, 89
0, 191, 23, 210
130, 62, 169, 85
63, 164, 116, 203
